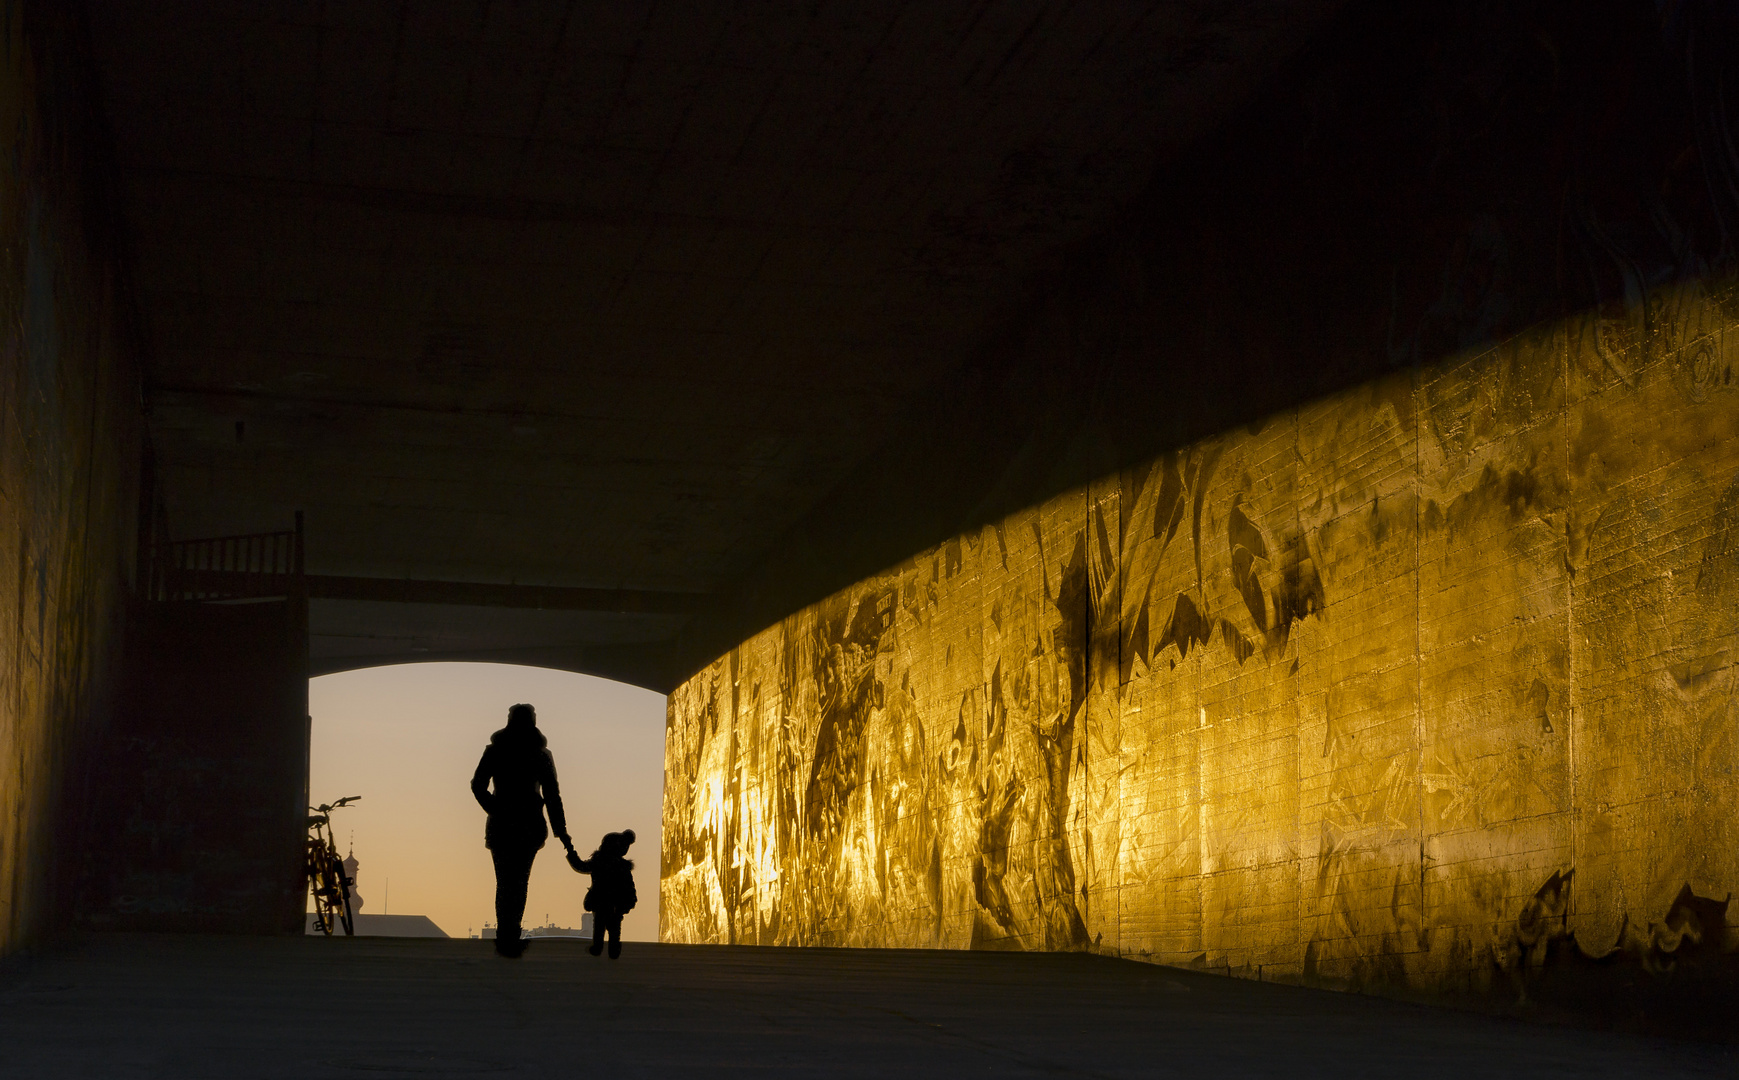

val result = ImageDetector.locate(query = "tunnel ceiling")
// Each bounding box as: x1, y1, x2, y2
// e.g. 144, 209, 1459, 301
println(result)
86, 1, 1341, 686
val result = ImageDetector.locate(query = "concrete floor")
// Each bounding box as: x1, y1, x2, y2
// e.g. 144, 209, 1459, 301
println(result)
1, 935, 1731, 1078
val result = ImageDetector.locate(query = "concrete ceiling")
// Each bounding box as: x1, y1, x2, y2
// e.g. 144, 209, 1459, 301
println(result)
86, 0, 1343, 687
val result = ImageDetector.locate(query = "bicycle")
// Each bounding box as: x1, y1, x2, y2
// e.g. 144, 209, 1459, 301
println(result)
307, 795, 361, 936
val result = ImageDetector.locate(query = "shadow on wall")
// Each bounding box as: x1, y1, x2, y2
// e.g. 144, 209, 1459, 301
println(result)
673, 0, 1739, 693
662, 0, 1739, 1038
1501, 871, 1733, 1023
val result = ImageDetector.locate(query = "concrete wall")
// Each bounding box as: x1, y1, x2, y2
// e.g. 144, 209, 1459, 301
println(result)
662, 282, 1739, 1020
80, 599, 309, 934
663, 1, 1739, 1029
0, 2, 143, 955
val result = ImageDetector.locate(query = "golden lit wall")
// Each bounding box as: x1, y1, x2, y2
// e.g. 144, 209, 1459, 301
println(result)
663, 280, 1739, 1002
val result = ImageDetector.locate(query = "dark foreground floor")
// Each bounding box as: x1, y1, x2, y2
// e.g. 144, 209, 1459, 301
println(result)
1, 934, 1732, 1078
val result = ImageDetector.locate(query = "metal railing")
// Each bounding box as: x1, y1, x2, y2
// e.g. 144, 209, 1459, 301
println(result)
147, 512, 305, 602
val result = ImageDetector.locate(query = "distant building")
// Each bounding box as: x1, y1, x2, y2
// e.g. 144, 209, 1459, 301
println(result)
476, 915, 592, 940
305, 849, 448, 937
343, 850, 363, 915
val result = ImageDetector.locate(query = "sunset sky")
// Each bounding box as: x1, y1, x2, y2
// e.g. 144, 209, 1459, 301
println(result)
308, 663, 665, 942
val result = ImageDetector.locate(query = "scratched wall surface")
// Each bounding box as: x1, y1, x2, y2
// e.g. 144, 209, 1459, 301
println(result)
662, 281, 1739, 1012
0, 4, 142, 956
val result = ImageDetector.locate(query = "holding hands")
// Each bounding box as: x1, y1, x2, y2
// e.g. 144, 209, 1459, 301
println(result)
567, 829, 636, 959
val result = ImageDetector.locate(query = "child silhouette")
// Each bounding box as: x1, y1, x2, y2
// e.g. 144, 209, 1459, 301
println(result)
567, 829, 637, 958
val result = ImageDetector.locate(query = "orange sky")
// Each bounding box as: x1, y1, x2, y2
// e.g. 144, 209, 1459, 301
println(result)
309, 662, 665, 941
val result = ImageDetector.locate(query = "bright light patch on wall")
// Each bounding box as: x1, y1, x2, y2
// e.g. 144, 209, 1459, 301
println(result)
309, 662, 664, 942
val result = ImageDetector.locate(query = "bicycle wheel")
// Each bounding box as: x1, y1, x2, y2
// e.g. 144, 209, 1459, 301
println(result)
307, 842, 335, 935
334, 854, 355, 936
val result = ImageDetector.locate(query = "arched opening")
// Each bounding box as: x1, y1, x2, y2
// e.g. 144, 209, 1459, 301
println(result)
306, 663, 664, 942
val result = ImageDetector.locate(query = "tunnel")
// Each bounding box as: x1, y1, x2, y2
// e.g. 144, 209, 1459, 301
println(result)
3, 0, 1739, 1067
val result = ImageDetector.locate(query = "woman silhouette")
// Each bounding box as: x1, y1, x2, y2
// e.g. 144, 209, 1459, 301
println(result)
470, 703, 574, 956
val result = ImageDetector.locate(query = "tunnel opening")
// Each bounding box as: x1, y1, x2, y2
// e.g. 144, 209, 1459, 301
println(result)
307, 663, 665, 943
